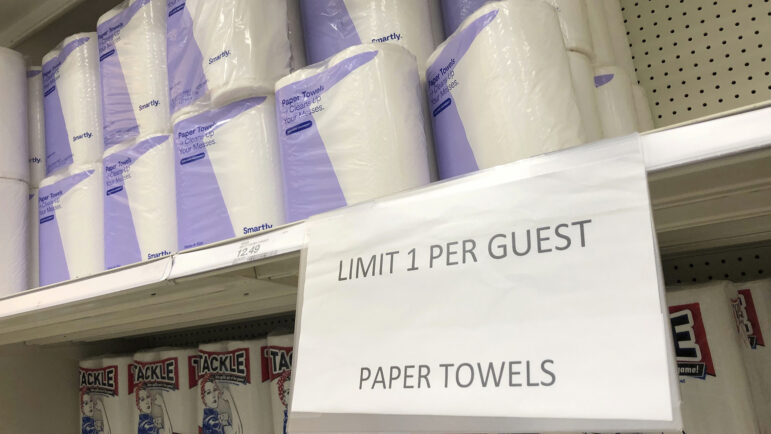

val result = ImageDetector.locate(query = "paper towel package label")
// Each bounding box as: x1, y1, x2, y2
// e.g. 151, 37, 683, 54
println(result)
732, 289, 765, 349
166, 0, 208, 115
261, 345, 293, 382
669, 303, 716, 379
292, 137, 679, 432
80, 365, 119, 396
129, 358, 179, 393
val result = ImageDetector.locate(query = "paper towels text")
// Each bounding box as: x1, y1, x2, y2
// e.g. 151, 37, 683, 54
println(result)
359, 360, 556, 390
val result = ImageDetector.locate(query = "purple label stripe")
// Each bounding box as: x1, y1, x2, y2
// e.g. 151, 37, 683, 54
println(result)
300, 0, 361, 64
167, 0, 209, 115
426, 9, 499, 179
276, 50, 377, 221
594, 74, 615, 87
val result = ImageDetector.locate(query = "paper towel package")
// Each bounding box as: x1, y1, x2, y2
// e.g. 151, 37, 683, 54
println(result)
568, 51, 603, 142
440, 0, 486, 35
80, 356, 133, 434
429, 0, 445, 45
42, 33, 104, 176
28, 189, 39, 290
174, 96, 284, 250
287, 0, 307, 70
195, 340, 273, 434
166, 0, 294, 120
130, 348, 198, 434
28, 67, 46, 186
97, 0, 170, 150
300, 0, 437, 72
585, 1, 615, 67
595, 66, 639, 138
632, 84, 655, 131
0, 47, 29, 183
38, 165, 104, 286
426, 1, 586, 179
276, 43, 431, 221
730, 279, 771, 432
604, 0, 637, 82
667, 282, 759, 434
263, 333, 294, 434
104, 134, 176, 270
0, 179, 29, 296
545, 0, 594, 57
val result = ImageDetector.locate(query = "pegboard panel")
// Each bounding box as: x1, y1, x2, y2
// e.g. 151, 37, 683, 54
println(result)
123, 312, 295, 348
621, 0, 771, 127
662, 242, 771, 286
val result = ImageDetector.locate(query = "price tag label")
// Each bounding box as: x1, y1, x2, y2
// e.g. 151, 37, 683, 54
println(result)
290, 137, 681, 433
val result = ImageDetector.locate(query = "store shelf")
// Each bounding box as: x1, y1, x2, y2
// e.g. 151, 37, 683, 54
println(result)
0, 0, 86, 47
0, 107, 769, 346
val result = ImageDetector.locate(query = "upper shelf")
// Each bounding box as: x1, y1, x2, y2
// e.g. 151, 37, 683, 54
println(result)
0, 105, 769, 346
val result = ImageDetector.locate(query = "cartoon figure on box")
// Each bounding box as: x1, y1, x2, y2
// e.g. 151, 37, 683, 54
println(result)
200, 374, 243, 434
277, 370, 292, 434
136, 383, 173, 434
81, 387, 111, 434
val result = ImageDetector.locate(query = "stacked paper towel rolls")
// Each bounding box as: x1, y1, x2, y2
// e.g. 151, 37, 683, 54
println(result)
28, 67, 46, 186
594, 66, 639, 137
0, 180, 29, 296
103, 135, 176, 270
79, 356, 133, 434
545, 0, 593, 57
166, 0, 295, 120
603, 0, 637, 82
667, 281, 759, 434
729, 279, 771, 432
174, 96, 284, 250
440, 0, 486, 35
42, 33, 104, 176
98, 0, 170, 149
196, 340, 272, 433
276, 43, 431, 221
38, 165, 104, 286
0, 47, 30, 296
301, 0, 437, 73
131, 348, 198, 434
567, 51, 603, 142
426, 0, 586, 179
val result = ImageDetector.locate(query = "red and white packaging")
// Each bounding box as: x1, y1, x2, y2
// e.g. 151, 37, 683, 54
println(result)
194, 339, 272, 434
263, 332, 294, 434
666, 281, 759, 434
79, 356, 133, 434
131, 348, 198, 433
729, 278, 771, 433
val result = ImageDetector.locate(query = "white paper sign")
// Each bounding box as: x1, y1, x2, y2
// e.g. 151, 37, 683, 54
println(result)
291, 137, 681, 433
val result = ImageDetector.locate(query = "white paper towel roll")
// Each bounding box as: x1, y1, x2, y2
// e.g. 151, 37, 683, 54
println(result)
38, 164, 104, 286
730, 279, 771, 433
264, 333, 294, 434
174, 96, 284, 250
568, 51, 603, 142
667, 281, 760, 434
196, 340, 272, 434
104, 134, 176, 270
98, 0, 170, 150
27, 67, 46, 186
131, 348, 198, 434
595, 66, 638, 138
632, 84, 655, 131
585, 1, 614, 67
28, 188, 39, 290
603, 0, 637, 82
426, 0, 586, 179
80, 356, 133, 434
166, 0, 293, 120
440, 0, 487, 35
0, 47, 29, 183
0, 179, 29, 296
429, 0, 446, 46
276, 43, 431, 221
287, 0, 307, 70
545, 0, 594, 57
301, 0, 437, 73
42, 33, 104, 177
